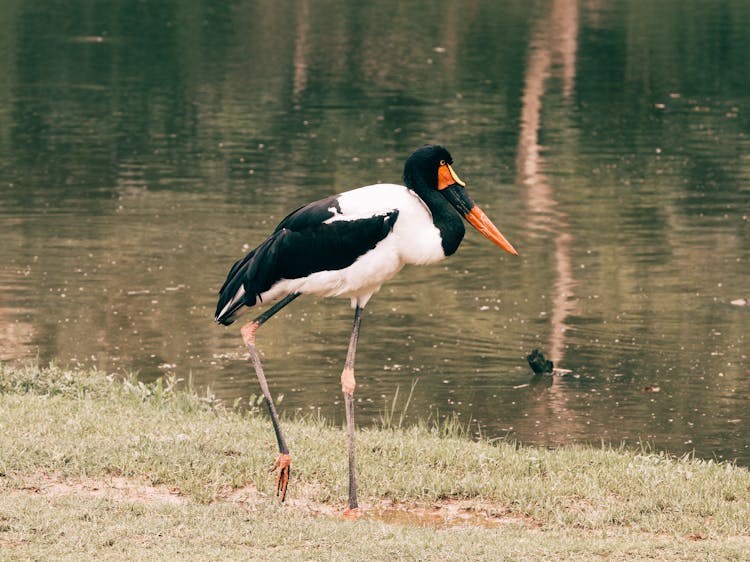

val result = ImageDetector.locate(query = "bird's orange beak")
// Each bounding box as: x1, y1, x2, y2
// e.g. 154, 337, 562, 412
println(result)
465, 206, 519, 256
438, 164, 519, 256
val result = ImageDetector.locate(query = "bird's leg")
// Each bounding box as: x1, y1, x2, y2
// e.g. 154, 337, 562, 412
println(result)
342, 305, 363, 516
240, 292, 300, 502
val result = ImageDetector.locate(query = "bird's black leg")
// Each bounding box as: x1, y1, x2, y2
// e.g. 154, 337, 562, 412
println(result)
240, 292, 300, 501
341, 305, 363, 515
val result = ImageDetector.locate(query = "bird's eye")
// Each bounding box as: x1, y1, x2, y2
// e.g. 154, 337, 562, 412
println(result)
439, 159, 446, 166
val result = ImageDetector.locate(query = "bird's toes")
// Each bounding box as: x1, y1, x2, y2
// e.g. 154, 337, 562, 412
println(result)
343, 507, 363, 519
270, 453, 292, 501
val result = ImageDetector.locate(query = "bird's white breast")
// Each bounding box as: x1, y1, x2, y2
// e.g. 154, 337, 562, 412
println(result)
333, 183, 446, 266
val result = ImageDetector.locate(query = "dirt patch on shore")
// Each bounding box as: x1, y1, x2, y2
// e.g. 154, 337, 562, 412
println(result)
9, 473, 186, 506
6, 472, 536, 529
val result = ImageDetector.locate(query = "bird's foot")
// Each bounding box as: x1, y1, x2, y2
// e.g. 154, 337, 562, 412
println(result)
343, 506, 362, 519
341, 366, 356, 394
270, 453, 292, 501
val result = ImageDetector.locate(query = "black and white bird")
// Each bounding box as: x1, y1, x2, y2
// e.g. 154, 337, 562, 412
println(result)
215, 145, 518, 515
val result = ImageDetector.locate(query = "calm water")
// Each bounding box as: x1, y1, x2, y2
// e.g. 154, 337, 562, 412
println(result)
1, 1, 748, 463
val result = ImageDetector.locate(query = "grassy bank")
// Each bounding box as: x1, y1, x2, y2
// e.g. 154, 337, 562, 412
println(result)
1, 363, 749, 560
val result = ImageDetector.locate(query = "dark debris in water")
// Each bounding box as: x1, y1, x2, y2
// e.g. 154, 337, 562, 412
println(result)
527, 349, 554, 375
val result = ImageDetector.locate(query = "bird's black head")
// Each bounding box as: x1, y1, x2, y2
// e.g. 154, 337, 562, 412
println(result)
402, 145, 458, 191
402, 144, 519, 256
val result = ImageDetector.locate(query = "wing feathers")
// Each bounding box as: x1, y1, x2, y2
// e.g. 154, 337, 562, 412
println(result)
215, 208, 399, 325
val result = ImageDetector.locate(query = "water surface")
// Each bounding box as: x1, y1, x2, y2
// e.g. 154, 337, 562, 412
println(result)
1, 0, 748, 463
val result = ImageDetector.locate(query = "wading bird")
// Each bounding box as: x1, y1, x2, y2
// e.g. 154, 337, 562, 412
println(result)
215, 145, 518, 515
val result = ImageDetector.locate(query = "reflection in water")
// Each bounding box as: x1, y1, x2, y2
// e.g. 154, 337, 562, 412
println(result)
516, 0, 581, 444
0, 0, 749, 464
518, 0, 579, 367
292, 0, 310, 100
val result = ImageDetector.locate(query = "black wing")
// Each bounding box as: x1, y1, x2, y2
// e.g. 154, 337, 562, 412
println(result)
215, 200, 399, 325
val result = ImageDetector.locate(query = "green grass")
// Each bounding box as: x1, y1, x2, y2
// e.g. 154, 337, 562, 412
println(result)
1, 362, 749, 560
